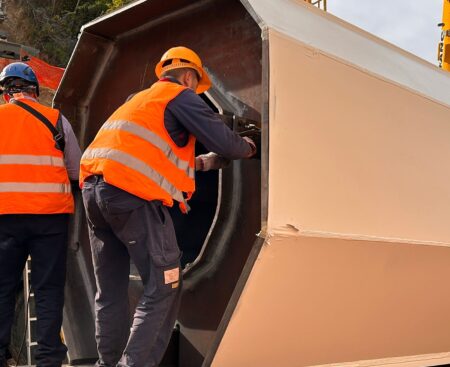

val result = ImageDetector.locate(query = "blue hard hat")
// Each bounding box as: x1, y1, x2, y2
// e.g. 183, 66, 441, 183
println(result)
0, 62, 39, 95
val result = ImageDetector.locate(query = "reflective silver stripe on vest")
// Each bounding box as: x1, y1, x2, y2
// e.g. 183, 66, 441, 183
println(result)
0, 154, 65, 167
0, 182, 71, 193
101, 120, 194, 179
82, 147, 187, 205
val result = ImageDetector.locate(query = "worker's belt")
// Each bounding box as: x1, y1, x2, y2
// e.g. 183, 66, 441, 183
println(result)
84, 175, 105, 184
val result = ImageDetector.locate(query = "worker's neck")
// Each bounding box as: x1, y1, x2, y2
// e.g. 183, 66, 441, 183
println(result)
160, 75, 182, 85
7, 92, 37, 103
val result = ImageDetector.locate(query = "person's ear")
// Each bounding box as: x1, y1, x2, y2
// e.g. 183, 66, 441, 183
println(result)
185, 70, 193, 86
179, 71, 188, 87
3, 94, 10, 103
188, 70, 195, 83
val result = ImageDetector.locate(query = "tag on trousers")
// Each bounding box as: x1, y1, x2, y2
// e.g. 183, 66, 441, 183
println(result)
164, 268, 179, 284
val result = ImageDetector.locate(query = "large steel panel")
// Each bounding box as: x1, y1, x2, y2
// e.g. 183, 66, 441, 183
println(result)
266, 29, 450, 243
212, 9, 450, 367
213, 235, 450, 366
56, 0, 450, 365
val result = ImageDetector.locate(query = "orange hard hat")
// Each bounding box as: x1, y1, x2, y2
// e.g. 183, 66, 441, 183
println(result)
155, 46, 211, 94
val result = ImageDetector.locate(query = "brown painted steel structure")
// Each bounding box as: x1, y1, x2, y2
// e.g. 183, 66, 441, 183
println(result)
55, 0, 450, 366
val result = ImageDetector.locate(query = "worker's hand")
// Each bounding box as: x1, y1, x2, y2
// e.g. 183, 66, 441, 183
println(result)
195, 153, 231, 171
243, 136, 257, 157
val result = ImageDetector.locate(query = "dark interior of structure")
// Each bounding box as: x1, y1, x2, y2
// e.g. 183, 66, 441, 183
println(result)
169, 95, 220, 268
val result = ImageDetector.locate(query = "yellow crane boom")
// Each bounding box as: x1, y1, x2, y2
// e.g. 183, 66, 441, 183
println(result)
439, 0, 450, 70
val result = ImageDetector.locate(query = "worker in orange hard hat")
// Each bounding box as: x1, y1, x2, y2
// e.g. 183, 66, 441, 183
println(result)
155, 46, 212, 94
79, 46, 256, 367
0, 62, 82, 367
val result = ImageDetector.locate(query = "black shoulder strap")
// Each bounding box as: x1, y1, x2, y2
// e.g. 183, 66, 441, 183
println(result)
11, 99, 65, 152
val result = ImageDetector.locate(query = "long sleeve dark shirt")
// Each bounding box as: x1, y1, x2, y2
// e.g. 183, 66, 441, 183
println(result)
162, 79, 252, 159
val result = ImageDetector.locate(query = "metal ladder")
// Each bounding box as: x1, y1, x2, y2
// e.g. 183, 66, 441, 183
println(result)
23, 257, 36, 367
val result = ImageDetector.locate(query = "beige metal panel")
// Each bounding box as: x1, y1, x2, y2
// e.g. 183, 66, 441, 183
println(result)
244, 0, 450, 106
267, 29, 450, 244
212, 24, 450, 367
212, 235, 450, 366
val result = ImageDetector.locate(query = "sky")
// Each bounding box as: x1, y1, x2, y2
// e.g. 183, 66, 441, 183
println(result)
327, 0, 444, 65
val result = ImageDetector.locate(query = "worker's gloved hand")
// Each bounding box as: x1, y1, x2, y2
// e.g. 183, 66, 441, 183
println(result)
196, 153, 231, 171
243, 136, 257, 158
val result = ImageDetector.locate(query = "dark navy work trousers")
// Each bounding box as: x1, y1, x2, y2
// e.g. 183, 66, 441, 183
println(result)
82, 176, 182, 367
0, 214, 69, 367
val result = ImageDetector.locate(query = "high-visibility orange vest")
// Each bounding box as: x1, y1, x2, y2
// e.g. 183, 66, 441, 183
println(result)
0, 98, 74, 214
80, 81, 196, 213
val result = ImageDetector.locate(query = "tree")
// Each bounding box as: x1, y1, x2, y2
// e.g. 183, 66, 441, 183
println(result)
4, 0, 135, 66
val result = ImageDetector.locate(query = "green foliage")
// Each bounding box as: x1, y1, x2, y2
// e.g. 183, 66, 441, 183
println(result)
7, 0, 135, 67
109, 0, 133, 11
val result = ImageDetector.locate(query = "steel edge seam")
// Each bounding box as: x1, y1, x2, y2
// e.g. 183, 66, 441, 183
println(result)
201, 236, 266, 367
239, 0, 265, 28
307, 352, 450, 367
202, 19, 270, 366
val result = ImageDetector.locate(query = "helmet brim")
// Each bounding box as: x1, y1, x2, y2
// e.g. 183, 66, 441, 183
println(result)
195, 70, 211, 94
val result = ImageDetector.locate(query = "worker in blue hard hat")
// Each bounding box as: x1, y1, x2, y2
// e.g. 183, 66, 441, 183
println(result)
0, 61, 40, 99
0, 62, 82, 367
